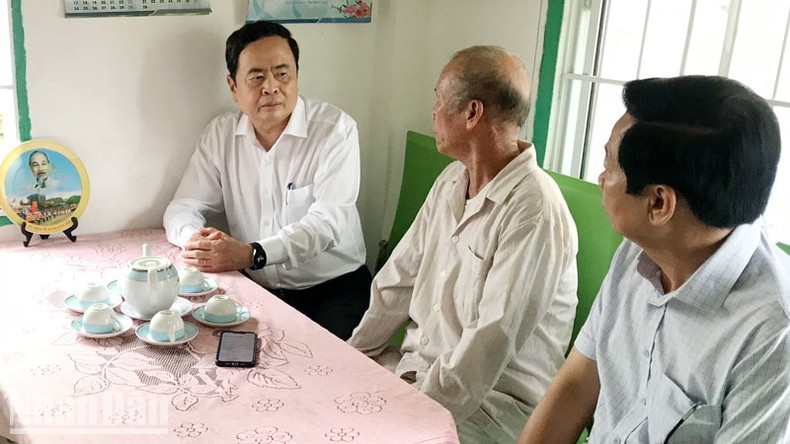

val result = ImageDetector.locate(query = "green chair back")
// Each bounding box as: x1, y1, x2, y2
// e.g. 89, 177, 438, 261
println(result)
379, 131, 622, 352
378, 131, 453, 346
779, 242, 790, 255
545, 171, 622, 349
376, 131, 454, 270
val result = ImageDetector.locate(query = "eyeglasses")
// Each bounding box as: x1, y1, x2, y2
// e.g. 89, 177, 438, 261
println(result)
664, 402, 703, 444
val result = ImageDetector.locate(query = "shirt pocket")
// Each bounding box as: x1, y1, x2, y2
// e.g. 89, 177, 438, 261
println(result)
284, 185, 313, 225
458, 245, 493, 324
648, 372, 720, 444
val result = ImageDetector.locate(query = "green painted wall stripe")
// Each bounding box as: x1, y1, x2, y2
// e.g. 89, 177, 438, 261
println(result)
11, 0, 30, 141
534, 0, 564, 167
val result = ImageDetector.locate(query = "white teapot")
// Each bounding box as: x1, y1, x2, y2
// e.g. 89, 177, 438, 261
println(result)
120, 244, 179, 318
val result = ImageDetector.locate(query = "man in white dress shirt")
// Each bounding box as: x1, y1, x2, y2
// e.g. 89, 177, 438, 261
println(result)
163, 21, 369, 340
348, 46, 579, 442
520, 76, 790, 443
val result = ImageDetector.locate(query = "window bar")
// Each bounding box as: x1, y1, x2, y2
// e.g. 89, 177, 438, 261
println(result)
579, 0, 610, 179
719, 0, 742, 76
679, 0, 698, 75
593, 0, 613, 78
565, 73, 626, 86
565, 0, 604, 177
771, 6, 790, 100
545, 0, 587, 173
767, 98, 790, 108
635, 0, 653, 79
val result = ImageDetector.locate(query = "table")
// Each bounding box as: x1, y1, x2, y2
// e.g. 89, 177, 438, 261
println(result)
0, 229, 458, 444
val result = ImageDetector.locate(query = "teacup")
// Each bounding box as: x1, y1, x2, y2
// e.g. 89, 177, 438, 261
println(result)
204, 295, 241, 323
179, 267, 207, 293
82, 303, 121, 334
149, 310, 185, 342
76, 282, 112, 308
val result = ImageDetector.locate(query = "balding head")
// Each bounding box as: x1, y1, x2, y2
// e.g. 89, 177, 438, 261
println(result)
443, 46, 531, 128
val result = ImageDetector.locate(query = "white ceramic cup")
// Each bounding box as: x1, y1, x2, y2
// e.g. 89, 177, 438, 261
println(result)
82, 303, 121, 334
204, 295, 241, 323
149, 310, 185, 342
76, 282, 112, 308
179, 267, 207, 293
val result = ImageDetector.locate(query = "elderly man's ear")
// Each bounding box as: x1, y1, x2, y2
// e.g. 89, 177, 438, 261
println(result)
647, 184, 678, 226
465, 100, 484, 129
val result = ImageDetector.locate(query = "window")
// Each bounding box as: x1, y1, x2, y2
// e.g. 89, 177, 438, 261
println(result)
1, 0, 22, 226
546, 0, 790, 243
0, 0, 19, 153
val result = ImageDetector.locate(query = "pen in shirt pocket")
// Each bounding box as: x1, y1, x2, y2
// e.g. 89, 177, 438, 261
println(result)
285, 182, 294, 204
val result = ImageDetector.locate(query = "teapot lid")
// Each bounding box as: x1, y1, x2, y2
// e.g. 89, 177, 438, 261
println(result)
129, 257, 171, 271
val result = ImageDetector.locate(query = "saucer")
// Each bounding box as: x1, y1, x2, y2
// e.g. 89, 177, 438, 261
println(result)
192, 304, 250, 327
120, 297, 193, 321
71, 314, 133, 338
135, 321, 199, 346
64, 293, 123, 313
106, 279, 122, 295
178, 278, 219, 297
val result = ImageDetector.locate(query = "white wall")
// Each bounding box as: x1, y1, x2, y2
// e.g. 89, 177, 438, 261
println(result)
3, 0, 548, 267
369, 0, 547, 247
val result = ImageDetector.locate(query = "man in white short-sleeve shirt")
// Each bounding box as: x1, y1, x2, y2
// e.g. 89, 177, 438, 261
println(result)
163, 21, 369, 340
520, 76, 790, 443
348, 46, 579, 443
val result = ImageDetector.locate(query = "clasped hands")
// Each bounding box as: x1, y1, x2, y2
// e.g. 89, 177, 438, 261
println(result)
182, 227, 253, 273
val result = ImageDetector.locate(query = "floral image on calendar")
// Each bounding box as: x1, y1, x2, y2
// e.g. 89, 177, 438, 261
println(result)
247, 0, 372, 24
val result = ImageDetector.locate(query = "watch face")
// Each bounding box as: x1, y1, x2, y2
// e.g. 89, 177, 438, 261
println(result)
251, 243, 266, 270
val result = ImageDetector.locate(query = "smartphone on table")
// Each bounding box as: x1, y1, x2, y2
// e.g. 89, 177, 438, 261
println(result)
216, 331, 258, 367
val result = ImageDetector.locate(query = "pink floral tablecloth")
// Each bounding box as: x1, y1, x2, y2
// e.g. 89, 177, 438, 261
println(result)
0, 229, 458, 444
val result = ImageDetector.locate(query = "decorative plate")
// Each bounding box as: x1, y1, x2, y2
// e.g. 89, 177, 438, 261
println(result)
0, 140, 90, 234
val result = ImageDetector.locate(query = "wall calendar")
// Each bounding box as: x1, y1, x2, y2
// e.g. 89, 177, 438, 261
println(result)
65, 0, 211, 17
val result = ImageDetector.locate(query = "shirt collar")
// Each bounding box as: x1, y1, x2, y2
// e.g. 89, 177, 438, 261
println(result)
234, 96, 308, 144
483, 143, 538, 205
448, 143, 538, 224
282, 96, 307, 138
641, 221, 762, 309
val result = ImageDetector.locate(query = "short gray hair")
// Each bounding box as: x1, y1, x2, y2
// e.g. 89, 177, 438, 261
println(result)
447, 46, 531, 127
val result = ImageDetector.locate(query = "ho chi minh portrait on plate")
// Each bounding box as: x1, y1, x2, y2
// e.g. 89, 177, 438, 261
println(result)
0, 140, 90, 235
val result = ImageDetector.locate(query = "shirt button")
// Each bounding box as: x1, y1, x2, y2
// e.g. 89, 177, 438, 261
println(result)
440, 271, 447, 278
263, 221, 270, 227
420, 336, 429, 345
613, 439, 621, 444
433, 304, 440, 312
451, 236, 459, 243
643, 350, 649, 357
640, 397, 647, 405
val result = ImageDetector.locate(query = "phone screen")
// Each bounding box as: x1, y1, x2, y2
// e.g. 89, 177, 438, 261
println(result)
216, 331, 258, 367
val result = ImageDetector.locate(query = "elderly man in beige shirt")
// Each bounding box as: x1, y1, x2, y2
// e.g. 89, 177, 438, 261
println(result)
347, 46, 578, 443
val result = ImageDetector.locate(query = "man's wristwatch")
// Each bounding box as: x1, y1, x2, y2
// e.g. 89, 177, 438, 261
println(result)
249, 242, 267, 270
